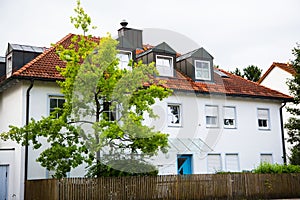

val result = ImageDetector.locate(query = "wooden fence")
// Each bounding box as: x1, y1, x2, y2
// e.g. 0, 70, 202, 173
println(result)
26, 173, 300, 200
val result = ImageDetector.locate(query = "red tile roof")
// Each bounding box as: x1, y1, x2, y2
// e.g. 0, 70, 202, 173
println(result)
4, 34, 292, 101
258, 62, 296, 84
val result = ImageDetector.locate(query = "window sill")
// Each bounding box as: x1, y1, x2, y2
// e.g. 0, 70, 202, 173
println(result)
168, 125, 182, 128
258, 128, 271, 131
224, 126, 237, 129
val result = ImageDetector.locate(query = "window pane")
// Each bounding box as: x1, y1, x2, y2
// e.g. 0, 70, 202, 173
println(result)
50, 99, 57, 109
207, 154, 221, 173
168, 104, 181, 126
226, 154, 239, 172
156, 56, 173, 77
195, 60, 210, 80
257, 108, 269, 129
261, 154, 273, 164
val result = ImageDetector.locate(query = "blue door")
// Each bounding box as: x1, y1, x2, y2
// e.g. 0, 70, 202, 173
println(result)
177, 155, 192, 175
0, 165, 8, 200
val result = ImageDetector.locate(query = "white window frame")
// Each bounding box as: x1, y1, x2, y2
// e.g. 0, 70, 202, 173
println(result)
167, 103, 182, 127
257, 108, 270, 130
225, 153, 240, 172
260, 153, 273, 164
223, 106, 236, 129
6, 55, 12, 78
48, 95, 65, 118
207, 153, 222, 173
205, 105, 219, 128
155, 55, 174, 77
117, 50, 132, 70
194, 60, 211, 80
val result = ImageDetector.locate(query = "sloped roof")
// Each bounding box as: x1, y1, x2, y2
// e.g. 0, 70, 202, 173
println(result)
2, 34, 292, 101
258, 62, 296, 84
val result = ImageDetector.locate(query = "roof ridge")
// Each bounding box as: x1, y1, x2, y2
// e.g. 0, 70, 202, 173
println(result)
13, 33, 74, 76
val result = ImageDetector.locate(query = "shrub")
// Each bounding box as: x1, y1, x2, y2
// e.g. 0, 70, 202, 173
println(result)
253, 163, 300, 174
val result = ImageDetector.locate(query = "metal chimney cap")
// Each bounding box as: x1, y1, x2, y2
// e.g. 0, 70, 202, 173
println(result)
120, 20, 128, 28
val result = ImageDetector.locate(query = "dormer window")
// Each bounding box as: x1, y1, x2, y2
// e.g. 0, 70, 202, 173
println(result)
156, 55, 173, 77
195, 60, 211, 80
117, 51, 132, 70
6, 56, 12, 78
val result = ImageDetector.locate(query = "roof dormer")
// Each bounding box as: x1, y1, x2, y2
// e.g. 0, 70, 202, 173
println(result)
5, 43, 45, 78
136, 42, 177, 77
176, 48, 214, 82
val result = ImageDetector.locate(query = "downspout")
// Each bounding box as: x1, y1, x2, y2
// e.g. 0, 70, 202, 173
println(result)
24, 79, 34, 199
280, 102, 287, 165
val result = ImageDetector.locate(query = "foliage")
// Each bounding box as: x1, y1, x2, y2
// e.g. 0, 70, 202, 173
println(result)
0, 0, 171, 178
253, 163, 300, 174
230, 65, 262, 82
230, 67, 244, 77
285, 44, 300, 165
86, 160, 158, 177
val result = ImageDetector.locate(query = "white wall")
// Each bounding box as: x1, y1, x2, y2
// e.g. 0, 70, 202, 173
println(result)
0, 81, 26, 200
146, 92, 284, 174
260, 67, 294, 162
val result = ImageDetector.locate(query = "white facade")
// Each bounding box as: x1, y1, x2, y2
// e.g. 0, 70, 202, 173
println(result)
259, 66, 294, 161
147, 93, 284, 174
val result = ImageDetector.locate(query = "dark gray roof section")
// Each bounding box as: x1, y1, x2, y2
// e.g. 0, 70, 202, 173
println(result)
6, 43, 46, 54
153, 42, 176, 54
136, 42, 176, 58
176, 47, 214, 62
0, 56, 5, 63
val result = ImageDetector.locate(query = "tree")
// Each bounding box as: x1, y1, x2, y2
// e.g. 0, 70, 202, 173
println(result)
285, 45, 300, 165
229, 65, 262, 82
243, 65, 262, 82
0, 0, 171, 178
230, 67, 244, 77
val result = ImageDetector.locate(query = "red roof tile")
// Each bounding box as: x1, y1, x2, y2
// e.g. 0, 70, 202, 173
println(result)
258, 62, 296, 84
6, 34, 293, 101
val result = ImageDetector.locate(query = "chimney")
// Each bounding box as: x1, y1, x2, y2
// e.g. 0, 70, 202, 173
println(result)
118, 20, 143, 50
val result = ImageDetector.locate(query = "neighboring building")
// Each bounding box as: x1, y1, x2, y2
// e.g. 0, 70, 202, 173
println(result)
0, 23, 293, 199
258, 62, 297, 163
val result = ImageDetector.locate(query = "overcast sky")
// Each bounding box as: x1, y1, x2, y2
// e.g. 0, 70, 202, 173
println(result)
0, 0, 299, 72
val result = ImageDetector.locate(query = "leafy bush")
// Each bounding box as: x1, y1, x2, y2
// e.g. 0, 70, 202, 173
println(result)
86, 159, 158, 177
253, 163, 300, 174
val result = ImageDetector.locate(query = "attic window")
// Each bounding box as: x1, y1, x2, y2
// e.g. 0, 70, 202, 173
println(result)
195, 60, 211, 80
6, 56, 12, 78
117, 51, 132, 70
156, 55, 173, 77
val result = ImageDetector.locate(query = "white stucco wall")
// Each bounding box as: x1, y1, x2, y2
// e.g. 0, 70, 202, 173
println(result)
147, 92, 284, 174
0, 79, 286, 199
260, 67, 294, 161
0, 81, 26, 200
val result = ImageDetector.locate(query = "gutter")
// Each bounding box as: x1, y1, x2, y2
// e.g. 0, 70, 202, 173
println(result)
24, 79, 34, 198
280, 102, 287, 165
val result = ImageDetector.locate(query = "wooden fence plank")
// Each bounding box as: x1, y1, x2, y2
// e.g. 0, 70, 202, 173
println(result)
26, 173, 300, 200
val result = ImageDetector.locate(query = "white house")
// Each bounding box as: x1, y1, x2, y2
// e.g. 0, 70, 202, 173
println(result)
0, 24, 293, 200
258, 62, 296, 163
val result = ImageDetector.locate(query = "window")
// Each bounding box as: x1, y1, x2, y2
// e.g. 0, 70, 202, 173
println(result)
223, 106, 236, 128
117, 51, 131, 70
49, 96, 65, 118
205, 105, 218, 127
207, 154, 222, 173
167, 104, 181, 126
156, 55, 173, 77
260, 153, 273, 164
257, 108, 270, 129
195, 60, 211, 80
102, 101, 117, 121
225, 154, 239, 172
6, 56, 12, 77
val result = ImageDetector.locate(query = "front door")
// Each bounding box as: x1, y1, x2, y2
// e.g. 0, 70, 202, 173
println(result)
177, 155, 192, 175
0, 165, 8, 200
